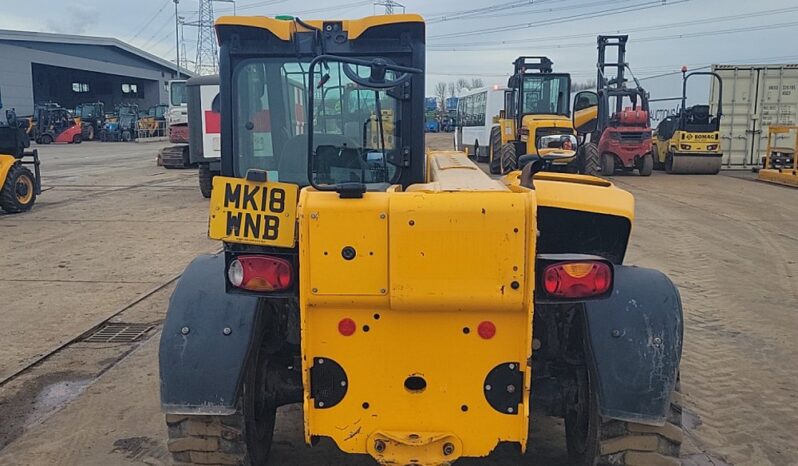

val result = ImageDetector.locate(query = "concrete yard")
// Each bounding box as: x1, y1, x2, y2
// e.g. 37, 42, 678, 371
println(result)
1, 135, 796, 465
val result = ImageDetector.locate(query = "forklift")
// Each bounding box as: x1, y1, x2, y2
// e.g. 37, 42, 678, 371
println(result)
495, 56, 584, 175
32, 104, 83, 145
0, 88, 41, 213
573, 35, 653, 176
651, 67, 724, 174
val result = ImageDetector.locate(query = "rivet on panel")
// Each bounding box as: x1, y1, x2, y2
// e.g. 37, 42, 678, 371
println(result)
312, 288, 318, 293
310, 212, 318, 219
223, 327, 232, 335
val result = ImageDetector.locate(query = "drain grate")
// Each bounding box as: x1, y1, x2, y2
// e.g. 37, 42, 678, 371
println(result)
82, 323, 153, 343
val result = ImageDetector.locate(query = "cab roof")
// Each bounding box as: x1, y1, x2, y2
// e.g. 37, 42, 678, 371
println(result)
215, 14, 424, 41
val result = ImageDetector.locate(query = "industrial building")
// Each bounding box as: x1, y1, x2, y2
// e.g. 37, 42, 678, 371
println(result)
0, 29, 187, 115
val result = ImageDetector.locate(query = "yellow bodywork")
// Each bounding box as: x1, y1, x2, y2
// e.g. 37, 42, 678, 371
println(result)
0, 154, 16, 186
758, 125, 798, 187
292, 152, 633, 464
573, 105, 597, 133
297, 151, 535, 464
216, 14, 423, 40
653, 129, 721, 164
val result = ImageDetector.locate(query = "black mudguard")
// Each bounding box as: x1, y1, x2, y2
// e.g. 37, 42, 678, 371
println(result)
159, 253, 260, 414
582, 265, 683, 425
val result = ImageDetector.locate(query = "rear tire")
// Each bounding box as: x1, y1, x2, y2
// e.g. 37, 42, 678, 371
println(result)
165, 346, 276, 466
579, 142, 600, 176
73, 134, 82, 144
0, 164, 36, 213
601, 153, 615, 176
489, 126, 502, 175
199, 164, 215, 198
565, 368, 683, 466
639, 152, 653, 176
39, 134, 53, 145
500, 142, 518, 175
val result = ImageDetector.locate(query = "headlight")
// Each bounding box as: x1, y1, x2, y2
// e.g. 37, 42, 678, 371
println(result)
680, 144, 692, 150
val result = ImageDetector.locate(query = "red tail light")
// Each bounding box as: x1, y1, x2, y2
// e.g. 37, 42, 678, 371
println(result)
228, 255, 293, 292
542, 261, 611, 298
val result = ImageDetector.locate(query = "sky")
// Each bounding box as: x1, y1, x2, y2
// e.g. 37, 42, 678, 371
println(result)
1, 0, 796, 93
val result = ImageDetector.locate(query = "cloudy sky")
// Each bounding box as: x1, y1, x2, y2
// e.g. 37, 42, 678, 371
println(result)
1, 0, 796, 91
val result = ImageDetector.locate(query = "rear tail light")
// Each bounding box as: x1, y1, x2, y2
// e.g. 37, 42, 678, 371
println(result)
706, 144, 718, 151
680, 143, 692, 150
228, 255, 293, 291
542, 261, 611, 298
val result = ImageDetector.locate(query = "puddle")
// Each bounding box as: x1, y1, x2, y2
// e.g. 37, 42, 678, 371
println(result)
0, 371, 92, 451
25, 377, 92, 428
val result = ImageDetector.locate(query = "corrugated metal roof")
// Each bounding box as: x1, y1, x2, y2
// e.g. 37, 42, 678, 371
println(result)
0, 28, 193, 77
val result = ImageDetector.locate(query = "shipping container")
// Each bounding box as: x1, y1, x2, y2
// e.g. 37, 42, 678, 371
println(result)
642, 64, 798, 168
711, 64, 798, 168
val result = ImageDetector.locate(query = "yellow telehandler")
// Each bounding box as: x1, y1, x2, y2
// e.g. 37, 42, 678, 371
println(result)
0, 88, 41, 213
158, 14, 684, 466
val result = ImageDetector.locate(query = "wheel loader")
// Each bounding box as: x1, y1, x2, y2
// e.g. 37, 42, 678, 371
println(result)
574, 35, 654, 177
159, 14, 684, 466
652, 68, 724, 174
495, 57, 596, 177
0, 89, 41, 213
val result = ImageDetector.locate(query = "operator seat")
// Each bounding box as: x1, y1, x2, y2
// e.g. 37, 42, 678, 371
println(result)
276, 133, 363, 185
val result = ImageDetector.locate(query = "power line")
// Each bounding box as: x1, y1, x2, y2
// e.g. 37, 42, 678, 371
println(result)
426, 0, 556, 23
429, 0, 689, 40
129, 0, 173, 42
429, 20, 798, 52
429, 6, 798, 49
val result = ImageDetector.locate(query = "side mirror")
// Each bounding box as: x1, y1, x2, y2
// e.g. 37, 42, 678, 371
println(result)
537, 134, 577, 159
573, 90, 598, 134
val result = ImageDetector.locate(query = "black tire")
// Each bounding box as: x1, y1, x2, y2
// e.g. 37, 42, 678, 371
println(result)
121, 130, 131, 142
473, 142, 482, 162
39, 134, 53, 145
565, 369, 683, 466
579, 142, 600, 176
182, 147, 192, 168
500, 142, 518, 175
199, 164, 214, 198
0, 163, 36, 213
639, 152, 653, 176
488, 126, 502, 174
73, 134, 82, 144
601, 152, 615, 176
165, 346, 276, 466
87, 125, 95, 141
665, 152, 675, 174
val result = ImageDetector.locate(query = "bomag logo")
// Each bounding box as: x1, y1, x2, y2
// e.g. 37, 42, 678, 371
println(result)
692, 133, 716, 141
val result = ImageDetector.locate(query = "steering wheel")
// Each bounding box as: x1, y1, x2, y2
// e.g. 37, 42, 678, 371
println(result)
341, 57, 421, 89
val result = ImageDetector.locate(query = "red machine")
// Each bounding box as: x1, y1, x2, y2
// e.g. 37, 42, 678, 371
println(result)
34, 106, 83, 145
573, 35, 653, 176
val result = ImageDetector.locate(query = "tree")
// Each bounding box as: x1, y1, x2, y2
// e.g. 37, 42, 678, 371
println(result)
447, 82, 456, 99
434, 82, 447, 109
456, 78, 470, 94
572, 79, 596, 92
470, 78, 484, 89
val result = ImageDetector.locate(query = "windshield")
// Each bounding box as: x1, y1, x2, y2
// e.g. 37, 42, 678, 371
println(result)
521, 75, 570, 116
170, 82, 187, 107
234, 58, 401, 187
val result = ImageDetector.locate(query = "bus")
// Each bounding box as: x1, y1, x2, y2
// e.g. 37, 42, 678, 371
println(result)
454, 85, 507, 161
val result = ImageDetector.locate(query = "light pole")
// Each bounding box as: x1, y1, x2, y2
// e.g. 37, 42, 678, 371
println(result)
174, 0, 181, 79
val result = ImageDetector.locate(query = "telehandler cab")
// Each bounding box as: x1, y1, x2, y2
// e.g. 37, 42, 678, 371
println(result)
652, 68, 724, 174
159, 14, 684, 466
495, 57, 594, 176
573, 35, 654, 176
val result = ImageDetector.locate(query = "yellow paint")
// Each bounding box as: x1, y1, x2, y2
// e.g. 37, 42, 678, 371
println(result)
573, 105, 597, 132
0, 154, 15, 188
208, 176, 298, 248
215, 14, 424, 41
298, 154, 537, 464
504, 170, 634, 221
758, 125, 798, 187
653, 129, 721, 164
